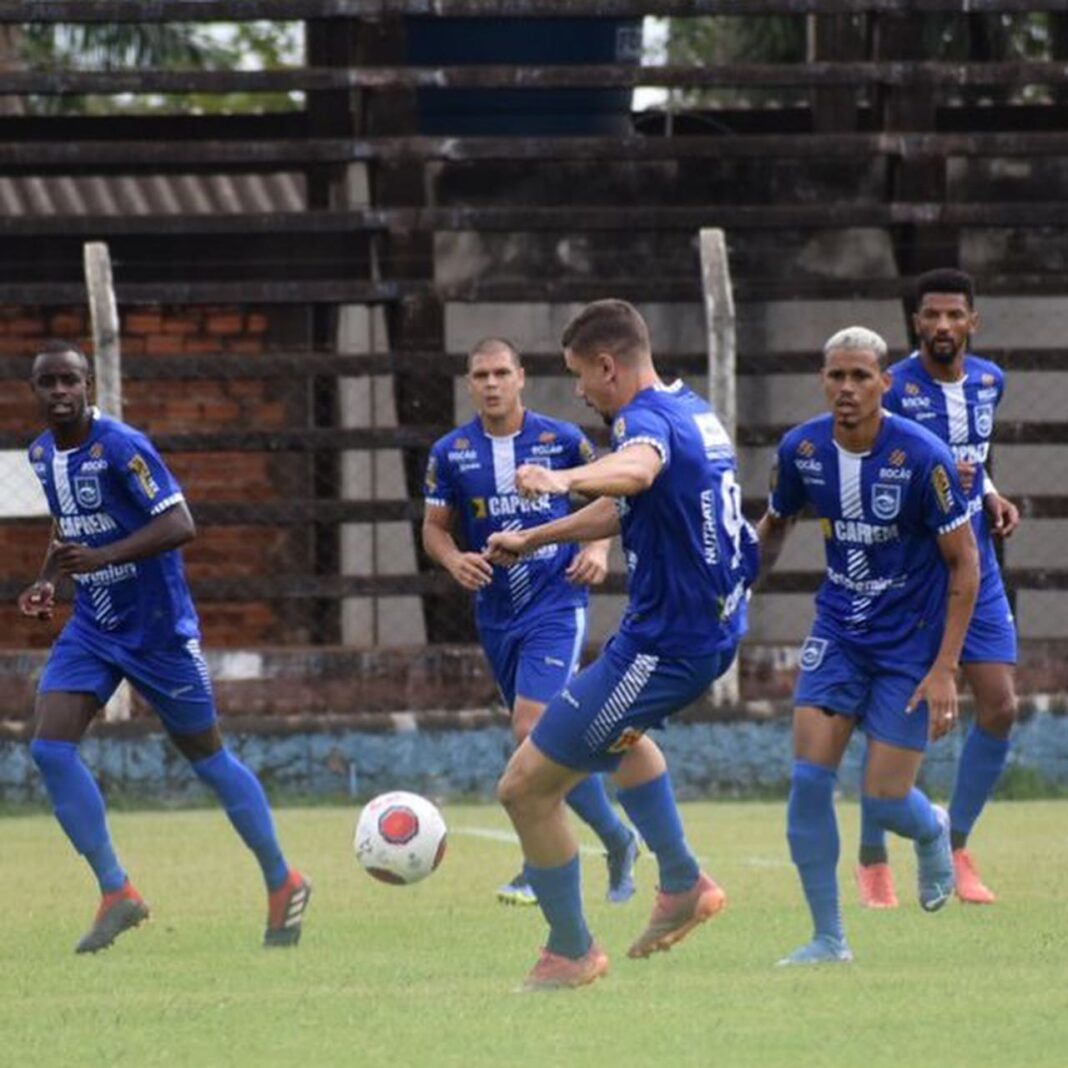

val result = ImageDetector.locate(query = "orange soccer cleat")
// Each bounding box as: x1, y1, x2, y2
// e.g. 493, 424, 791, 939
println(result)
855, 862, 900, 909
953, 849, 997, 905
627, 871, 727, 959
522, 942, 609, 992
75, 880, 150, 954
264, 870, 312, 947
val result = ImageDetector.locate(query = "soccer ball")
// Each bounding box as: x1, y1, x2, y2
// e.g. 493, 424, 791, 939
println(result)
354, 791, 448, 885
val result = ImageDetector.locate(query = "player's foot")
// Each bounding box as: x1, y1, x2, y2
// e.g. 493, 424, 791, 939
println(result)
264, 869, 311, 947
521, 942, 609, 992
605, 829, 640, 904
497, 872, 538, 907
776, 934, 854, 967
953, 848, 997, 904
627, 871, 726, 959
855, 862, 899, 909
915, 806, 954, 913
75, 880, 150, 954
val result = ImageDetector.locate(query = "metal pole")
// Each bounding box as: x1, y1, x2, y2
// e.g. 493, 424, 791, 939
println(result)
84, 241, 130, 722
699, 227, 740, 707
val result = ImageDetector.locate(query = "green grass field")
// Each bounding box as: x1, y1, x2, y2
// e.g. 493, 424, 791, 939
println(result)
2, 800, 1065, 1067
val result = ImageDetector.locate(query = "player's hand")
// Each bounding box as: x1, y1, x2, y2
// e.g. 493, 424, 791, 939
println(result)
50, 540, 108, 577
984, 492, 1019, 539
484, 531, 529, 567
17, 580, 55, 620
446, 551, 494, 591
566, 544, 609, 586
907, 663, 959, 741
955, 461, 977, 495
515, 463, 570, 499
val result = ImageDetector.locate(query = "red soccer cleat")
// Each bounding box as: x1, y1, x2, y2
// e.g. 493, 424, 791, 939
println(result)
522, 942, 609, 992
855, 862, 900, 909
627, 871, 727, 959
75, 880, 150, 954
264, 870, 312, 947
953, 849, 997, 904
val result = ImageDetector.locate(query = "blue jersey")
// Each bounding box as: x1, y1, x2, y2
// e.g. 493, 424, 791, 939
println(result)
610, 382, 756, 658
769, 412, 971, 660
424, 410, 596, 630
885, 352, 1006, 609
28, 409, 200, 649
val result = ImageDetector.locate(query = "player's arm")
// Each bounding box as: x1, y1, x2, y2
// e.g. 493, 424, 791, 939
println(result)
422, 502, 493, 591
907, 520, 980, 739
486, 497, 620, 566
566, 537, 612, 586
514, 444, 663, 500
981, 472, 1020, 538
754, 511, 796, 588
16, 521, 63, 619
50, 501, 196, 577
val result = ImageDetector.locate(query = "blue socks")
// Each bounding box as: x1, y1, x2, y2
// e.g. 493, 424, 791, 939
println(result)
524, 854, 592, 960
949, 726, 1010, 843
786, 760, 843, 942
862, 788, 941, 843
192, 748, 289, 891
617, 772, 699, 893
30, 739, 126, 893
566, 775, 631, 854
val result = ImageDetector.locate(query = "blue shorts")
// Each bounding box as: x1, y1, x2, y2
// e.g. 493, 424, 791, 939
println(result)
531, 635, 737, 773
961, 592, 1017, 665
479, 606, 587, 711
793, 634, 931, 752
38, 623, 217, 735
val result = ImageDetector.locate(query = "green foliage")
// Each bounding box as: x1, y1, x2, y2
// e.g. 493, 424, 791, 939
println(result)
2, 801, 1066, 1067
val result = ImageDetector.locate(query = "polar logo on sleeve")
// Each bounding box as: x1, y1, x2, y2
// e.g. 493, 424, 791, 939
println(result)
799, 637, 829, 672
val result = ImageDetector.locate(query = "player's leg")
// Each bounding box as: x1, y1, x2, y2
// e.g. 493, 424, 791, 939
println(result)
514, 608, 637, 902
31, 634, 148, 953
855, 740, 899, 908
613, 735, 726, 958
497, 737, 608, 990
778, 704, 855, 966
129, 639, 309, 946
950, 660, 1016, 903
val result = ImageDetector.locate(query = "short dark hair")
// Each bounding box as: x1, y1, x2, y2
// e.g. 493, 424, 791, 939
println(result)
916, 268, 975, 309
468, 336, 521, 370
561, 299, 650, 364
31, 338, 91, 376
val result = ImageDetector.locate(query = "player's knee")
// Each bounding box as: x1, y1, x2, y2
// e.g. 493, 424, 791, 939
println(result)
978, 695, 1017, 739
29, 737, 75, 774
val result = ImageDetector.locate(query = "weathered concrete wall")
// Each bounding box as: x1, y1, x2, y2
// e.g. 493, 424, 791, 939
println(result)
3, 710, 1066, 805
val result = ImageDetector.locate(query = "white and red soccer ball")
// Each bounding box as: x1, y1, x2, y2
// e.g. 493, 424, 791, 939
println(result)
354, 791, 447, 885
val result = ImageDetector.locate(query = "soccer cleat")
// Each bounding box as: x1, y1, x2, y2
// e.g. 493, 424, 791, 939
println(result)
75, 880, 150, 954
627, 871, 727, 959
264, 869, 311, 947
776, 934, 854, 967
953, 848, 997, 905
915, 806, 955, 913
605, 829, 640, 904
522, 942, 609, 992
497, 872, 538, 907
855, 862, 900, 909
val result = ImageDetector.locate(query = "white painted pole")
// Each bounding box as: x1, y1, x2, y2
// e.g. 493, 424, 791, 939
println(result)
699, 228, 740, 707
84, 242, 130, 722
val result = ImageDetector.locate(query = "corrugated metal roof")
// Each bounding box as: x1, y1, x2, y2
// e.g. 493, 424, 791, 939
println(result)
0, 173, 305, 215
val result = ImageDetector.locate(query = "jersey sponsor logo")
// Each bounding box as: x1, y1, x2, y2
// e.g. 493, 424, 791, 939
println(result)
718, 577, 747, 621
700, 488, 718, 564
916, 411, 938, 421
878, 466, 912, 480
127, 454, 160, 500
905, 381, 920, 395
832, 519, 900, 545
72, 561, 137, 586
977, 387, 997, 401
974, 404, 993, 437
900, 394, 931, 410
487, 493, 551, 518
73, 474, 102, 509
952, 442, 989, 464
453, 437, 470, 450
57, 512, 119, 538
470, 497, 488, 520
79, 458, 109, 472
538, 431, 557, 444
871, 482, 902, 520
529, 442, 564, 457
931, 463, 954, 514
827, 568, 900, 595
795, 457, 823, 475
888, 448, 908, 467
607, 727, 645, 754
797, 439, 816, 458
799, 636, 829, 672
447, 449, 478, 462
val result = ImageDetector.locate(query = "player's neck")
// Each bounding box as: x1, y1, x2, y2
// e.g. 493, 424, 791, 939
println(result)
479, 405, 524, 438
833, 410, 883, 454
49, 412, 94, 451
918, 347, 965, 383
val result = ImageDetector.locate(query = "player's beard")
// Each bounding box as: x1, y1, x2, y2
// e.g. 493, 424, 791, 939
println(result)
928, 335, 966, 365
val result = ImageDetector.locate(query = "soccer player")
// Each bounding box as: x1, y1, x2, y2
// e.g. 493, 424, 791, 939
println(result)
422, 337, 639, 907
485, 300, 757, 990
757, 326, 979, 965
855, 269, 1020, 908
18, 340, 310, 953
